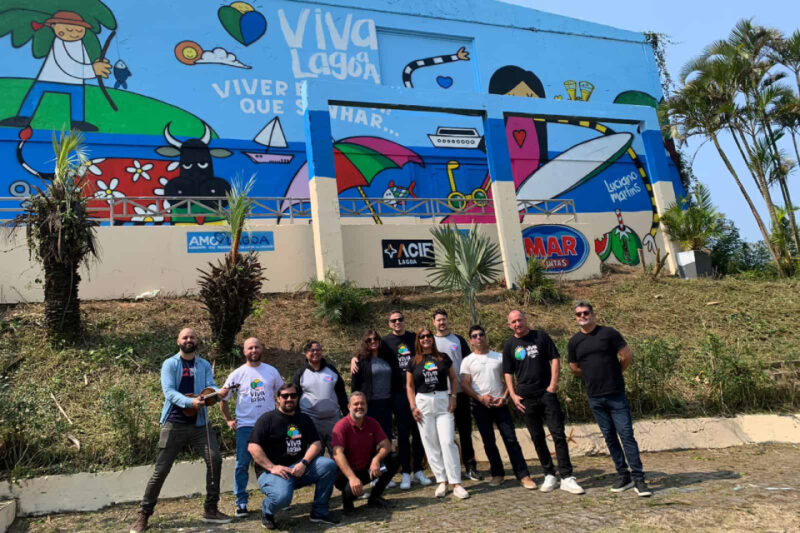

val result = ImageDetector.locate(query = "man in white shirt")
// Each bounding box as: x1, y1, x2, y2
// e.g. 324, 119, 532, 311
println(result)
221, 338, 284, 518
1, 10, 111, 131
432, 308, 481, 481
461, 325, 535, 489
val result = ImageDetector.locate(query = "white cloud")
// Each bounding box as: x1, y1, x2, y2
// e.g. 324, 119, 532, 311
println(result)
195, 47, 251, 69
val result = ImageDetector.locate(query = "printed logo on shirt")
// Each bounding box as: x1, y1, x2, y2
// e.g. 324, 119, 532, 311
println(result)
251, 378, 264, 389
422, 360, 439, 386
423, 361, 437, 371
449, 344, 458, 353
249, 378, 267, 403
285, 425, 303, 455
397, 344, 411, 370
287, 425, 301, 439
182, 366, 196, 378
526, 344, 539, 359
514, 346, 526, 360
323, 375, 335, 383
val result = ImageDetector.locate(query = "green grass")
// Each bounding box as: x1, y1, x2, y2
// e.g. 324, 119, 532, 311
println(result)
1, 269, 798, 480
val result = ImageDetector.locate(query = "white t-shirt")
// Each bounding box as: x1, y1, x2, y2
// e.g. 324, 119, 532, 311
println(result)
460, 350, 506, 398
222, 363, 284, 427
435, 333, 466, 392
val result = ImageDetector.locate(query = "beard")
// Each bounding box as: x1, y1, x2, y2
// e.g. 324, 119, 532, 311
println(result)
180, 341, 197, 354
246, 353, 262, 362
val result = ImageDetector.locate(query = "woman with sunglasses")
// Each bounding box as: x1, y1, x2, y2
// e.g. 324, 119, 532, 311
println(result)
292, 341, 349, 457
351, 330, 401, 446
406, 328, 469, 499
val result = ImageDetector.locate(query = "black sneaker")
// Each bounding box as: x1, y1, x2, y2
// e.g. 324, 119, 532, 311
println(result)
342, 501, 356, 515
202, 506, 232, 524
235, 504, 249, 517
634, 480, 652, 497
309, 511, 340, 525
261, 513, 276, 530
367, 496, 393, 509
610, 476, 634, 493
465, 467, 484, 481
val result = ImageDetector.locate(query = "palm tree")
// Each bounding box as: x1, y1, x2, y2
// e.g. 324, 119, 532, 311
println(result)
659, 183, 725, 251
427, 224, 502, 325
197, 176, 265, 359
11, 130, 99, 343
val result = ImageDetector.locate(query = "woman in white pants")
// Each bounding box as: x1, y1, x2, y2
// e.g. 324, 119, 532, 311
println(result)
406, 327, 469, 499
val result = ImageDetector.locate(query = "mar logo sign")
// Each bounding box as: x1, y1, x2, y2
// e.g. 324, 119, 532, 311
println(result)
382, 239, 434, 268
187, 231, 275, 253
522, 225, 588, 273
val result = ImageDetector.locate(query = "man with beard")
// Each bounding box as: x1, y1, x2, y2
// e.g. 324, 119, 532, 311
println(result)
130, 328, 231, 533
249, 383, 339, 529
220, 338, 284, 517
332, 391, 400, 514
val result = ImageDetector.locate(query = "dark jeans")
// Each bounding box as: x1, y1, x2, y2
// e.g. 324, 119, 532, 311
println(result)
369, 398, 393, 441
472, 401, 530, 480
140, 422, 222, 515
454, 392, 476, 469
588, 392, 644, 481
523, 392, 572, 478
335, 452, 400, 507
393, 392, 425, 473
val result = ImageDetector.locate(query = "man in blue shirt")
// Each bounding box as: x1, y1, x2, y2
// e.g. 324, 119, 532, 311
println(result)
130, 328, 231, 533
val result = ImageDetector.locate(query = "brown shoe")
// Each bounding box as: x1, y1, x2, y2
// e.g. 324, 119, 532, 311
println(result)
489, 476, 504, 487
520, 476, 537, 490
202, 506, 233, 524
129, 511, 149, 533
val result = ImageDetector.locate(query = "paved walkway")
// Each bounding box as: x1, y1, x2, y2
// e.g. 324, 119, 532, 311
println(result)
11, 444, 800, 532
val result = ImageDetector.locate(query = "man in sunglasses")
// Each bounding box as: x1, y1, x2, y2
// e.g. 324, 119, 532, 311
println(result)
567, 301, 651, 497
461, 325, 535, 490
248, 383, 339, 529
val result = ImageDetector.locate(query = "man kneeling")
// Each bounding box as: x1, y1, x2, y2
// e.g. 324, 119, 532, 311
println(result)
332, 391, 400, 514
248, 383, 339, 529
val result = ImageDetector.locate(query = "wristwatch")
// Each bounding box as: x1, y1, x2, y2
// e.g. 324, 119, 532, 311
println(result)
301, 459, 309, 467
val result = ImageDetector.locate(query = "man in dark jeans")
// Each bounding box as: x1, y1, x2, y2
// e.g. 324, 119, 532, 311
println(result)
332, 391, 400, 513
568, 300, 652, 497
503, 310, 584, 495
460, 325, 535, 489
130, 328, 231, 533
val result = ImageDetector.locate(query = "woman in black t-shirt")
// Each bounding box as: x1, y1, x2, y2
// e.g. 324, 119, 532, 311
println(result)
350, 330, 399, 443
406, 328, 469, 500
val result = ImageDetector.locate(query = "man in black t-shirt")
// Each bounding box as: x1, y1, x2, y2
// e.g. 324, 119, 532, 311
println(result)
503, 310, 584, 495
568, 301, 651, 497
248, 383, 339, 529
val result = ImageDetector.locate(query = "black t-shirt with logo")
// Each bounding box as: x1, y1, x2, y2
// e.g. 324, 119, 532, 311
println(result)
408, 354, 452, 393
568, 325, 627, 398
383, 331, 416, 373
166, 357, 197, 424
249, 409, 320, 476
502, 330, 559, 398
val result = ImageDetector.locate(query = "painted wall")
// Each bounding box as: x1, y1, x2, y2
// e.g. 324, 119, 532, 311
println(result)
0, 0, 685, 276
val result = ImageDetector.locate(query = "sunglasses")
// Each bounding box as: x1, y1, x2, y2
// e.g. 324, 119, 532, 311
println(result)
419, 333, 433, 340
366, 337, 380, 343
470, 332, 485, 339
575, 311, 592, 317
389, 317, 404, 323
279, 393, 299, 399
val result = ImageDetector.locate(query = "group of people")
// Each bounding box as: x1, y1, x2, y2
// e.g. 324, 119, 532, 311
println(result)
129, 302, 651, 533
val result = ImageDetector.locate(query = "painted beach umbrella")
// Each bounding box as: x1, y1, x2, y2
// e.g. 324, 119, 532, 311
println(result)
281, 137, 423, 218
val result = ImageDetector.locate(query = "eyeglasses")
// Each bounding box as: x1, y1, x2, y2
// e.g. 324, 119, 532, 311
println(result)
575, 311, 592, 317
279, 393, 299, 399
389, 317, 404, 323
470, 332, 485, 339
366, 337, 380, 343
419, 334, 433, 340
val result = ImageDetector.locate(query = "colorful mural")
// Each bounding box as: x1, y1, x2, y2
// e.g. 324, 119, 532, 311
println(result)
0, 0, 684, 264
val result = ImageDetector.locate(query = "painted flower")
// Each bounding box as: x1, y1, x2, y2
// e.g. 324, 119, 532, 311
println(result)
166, 161, 180, 172
94, 178, 125, 203
126, 160, 153, 182
132, 203, 164, 223
77, 158, 105, 177
153, 177, 169, 196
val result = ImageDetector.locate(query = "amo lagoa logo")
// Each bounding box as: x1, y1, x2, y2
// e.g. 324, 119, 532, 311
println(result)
521, 225, 589, 273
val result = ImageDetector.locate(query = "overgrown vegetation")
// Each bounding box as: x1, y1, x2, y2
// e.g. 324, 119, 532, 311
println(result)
513, 257, 568, 305
660, 182, 724, 251
308, 270, 372, 324
1, 272, 798, 479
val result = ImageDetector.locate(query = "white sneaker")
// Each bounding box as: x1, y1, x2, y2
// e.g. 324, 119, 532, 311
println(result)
386, 480, 397, 489
400, 473, 412, 490
434, 482, 448, 498
452, 485, 470, 499
560, 476, 585, 495
414, 470, 433, 486
540, 474, 558, 493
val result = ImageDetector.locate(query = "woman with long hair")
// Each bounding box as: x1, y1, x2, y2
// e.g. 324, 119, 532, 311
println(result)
351, 330, 401, 445
406, 327, 469, 499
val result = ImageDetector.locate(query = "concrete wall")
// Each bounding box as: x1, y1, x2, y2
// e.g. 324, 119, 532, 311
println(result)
1, 413, 798, 517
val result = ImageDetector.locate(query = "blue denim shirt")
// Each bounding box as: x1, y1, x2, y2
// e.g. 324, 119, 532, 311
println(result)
159, 352, 218, 427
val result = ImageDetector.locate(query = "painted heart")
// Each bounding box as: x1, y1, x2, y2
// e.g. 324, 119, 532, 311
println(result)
513, 129, 526, 147
436, 76, 454, 89
218, 5, 267, 46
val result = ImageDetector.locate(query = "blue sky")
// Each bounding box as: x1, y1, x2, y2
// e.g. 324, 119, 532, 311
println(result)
500, 0, 800, 243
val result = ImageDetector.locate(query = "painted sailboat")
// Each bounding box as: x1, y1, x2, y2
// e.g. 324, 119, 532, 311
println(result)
244, 117, 294, 164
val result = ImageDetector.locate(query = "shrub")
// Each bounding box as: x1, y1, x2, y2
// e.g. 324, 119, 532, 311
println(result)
100, 386, 161, 466
515, 257, 567, 305
308, 271, 372, 324
625, 338, 684, 417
